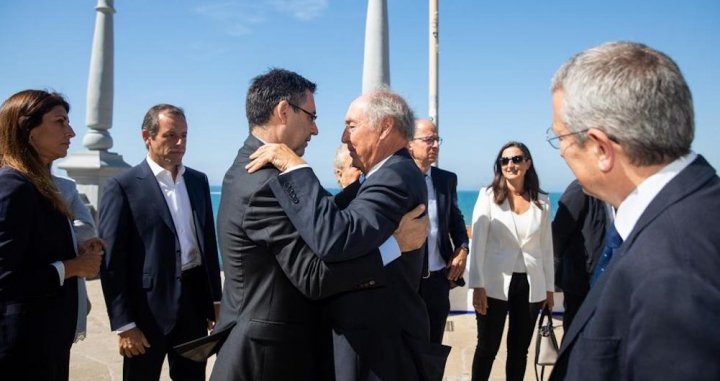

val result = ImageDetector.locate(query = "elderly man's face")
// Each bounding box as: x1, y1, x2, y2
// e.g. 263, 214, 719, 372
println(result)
552, 90, 600, 196
342, 97, 382, 174
408, 120, 439, 165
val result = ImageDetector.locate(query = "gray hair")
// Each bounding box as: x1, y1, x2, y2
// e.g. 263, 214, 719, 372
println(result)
364, 88, 415, 140
141, 104, 185, 138
334, 144, 350, 170
551, 41, 694, 166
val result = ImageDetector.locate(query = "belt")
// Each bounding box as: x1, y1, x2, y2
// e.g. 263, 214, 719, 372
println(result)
422, 268, 445, 279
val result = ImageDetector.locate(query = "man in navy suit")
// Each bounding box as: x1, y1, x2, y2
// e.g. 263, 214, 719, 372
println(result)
547, 42, 720, 380
408, 118, 469, 344
99, 104, 222, 381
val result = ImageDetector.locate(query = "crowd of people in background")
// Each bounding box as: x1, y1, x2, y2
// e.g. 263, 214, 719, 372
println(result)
1, 41, 719, 381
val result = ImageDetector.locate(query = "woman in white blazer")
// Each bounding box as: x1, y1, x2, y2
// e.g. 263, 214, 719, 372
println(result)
468, 141, 554, 381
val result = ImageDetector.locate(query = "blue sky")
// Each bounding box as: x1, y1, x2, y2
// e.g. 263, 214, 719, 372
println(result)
1, 0, 718, 191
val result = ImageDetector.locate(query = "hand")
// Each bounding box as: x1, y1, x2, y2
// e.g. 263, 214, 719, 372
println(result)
542, 291, 554, 311
207, 303, 221, 331
446, 247, 468, 281
246, 143, 306, 173
473, 287, 488, 315
78, 237, 105, 256
118, 328, 151, 358
63, 248, 103, 279
393, 204, 428, 252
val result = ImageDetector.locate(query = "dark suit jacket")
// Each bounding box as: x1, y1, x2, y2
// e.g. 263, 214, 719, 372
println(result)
429, 167, 469, 278
203, 135, 383, 381
0, 168, 78, 378
553, 180, 607, 296
98, 160, 222, 335
550, 156, 720, 381
270, 149, 451, 381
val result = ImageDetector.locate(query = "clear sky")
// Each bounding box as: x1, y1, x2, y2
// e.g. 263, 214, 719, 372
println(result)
1, 0, 718, 191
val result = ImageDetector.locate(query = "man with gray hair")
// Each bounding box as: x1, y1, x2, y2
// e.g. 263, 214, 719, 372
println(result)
248, 89, 451, 380
547, 41, 720, 380
333, 143, 361, 188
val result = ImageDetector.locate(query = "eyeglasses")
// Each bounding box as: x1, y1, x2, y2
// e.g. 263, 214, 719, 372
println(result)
498, 155, 527, 166
412, 136, 443, 146
288, 102, 317, 122
546, 126, 589, 149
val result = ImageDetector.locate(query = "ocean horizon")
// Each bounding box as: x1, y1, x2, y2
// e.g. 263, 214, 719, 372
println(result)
210, 186, 562, 225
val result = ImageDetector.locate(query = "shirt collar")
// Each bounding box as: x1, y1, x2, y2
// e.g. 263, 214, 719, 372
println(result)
365, 155, 393, 179
614, 152, 697, 239
146, 155, 185, 182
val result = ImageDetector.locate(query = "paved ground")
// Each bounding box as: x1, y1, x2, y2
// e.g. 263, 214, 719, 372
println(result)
70, 279, 562, 380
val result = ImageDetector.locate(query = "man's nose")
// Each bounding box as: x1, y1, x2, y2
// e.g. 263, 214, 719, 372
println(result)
341, 128, 349, 143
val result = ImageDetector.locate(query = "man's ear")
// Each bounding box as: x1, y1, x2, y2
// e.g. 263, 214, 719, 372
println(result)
275, 100, 290, 124
378, 116, 394, 139
587, 128, 615, 173
141, 129, 151, 145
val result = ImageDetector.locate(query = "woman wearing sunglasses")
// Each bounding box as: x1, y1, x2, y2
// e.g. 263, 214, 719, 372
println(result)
468, 141, 554, 381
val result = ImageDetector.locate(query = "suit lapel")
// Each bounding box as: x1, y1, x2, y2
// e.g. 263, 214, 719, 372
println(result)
558, 155, 716, 356
184, 170, 206, 255
137, 160, 178, 236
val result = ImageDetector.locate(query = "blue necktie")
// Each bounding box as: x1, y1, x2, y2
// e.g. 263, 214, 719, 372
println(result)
590, 223, 623, 287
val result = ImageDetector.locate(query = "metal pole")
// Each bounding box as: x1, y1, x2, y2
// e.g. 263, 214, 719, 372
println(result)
429, 0, 439, 165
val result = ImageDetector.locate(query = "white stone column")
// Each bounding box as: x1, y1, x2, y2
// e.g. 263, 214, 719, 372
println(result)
59, 0, 129, 212
362, 0, 390, 93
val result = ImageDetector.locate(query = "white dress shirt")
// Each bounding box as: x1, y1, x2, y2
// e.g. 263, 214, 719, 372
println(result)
614, 152, 697, 240
146, 156, 202, 271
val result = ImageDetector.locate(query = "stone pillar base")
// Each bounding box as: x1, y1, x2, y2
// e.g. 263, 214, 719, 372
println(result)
58, 150, 131, 212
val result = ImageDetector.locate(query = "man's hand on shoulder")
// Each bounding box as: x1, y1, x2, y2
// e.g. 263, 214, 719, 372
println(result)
246, 143, 306, 173
394, 204, 428, 253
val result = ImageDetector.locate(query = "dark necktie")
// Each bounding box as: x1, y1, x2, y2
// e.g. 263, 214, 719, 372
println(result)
590, 223, 623, 287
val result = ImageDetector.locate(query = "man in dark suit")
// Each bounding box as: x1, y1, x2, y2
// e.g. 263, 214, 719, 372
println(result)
408, 118, 469, 344
547, 42, 720, 380
99, 104, 222, 380
552, 179, 609, 332
200, 69, 427, 381
249, 90, 452, 380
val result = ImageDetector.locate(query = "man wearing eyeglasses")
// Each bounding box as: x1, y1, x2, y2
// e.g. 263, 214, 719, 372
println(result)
408, 119, 469, 345
548, 42, 720, 381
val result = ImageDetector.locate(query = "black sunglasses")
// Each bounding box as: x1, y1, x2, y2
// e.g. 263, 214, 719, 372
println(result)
499, 155, 527, 166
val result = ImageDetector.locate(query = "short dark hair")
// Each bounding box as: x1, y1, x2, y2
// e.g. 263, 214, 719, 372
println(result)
141, 104, 185, 138
246, 68, 316, 129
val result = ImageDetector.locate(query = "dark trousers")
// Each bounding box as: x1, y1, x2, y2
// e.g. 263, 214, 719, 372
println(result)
562, 291, 586, 335
419, 269, 451, 344
123, 267, 209, 381
471, 273, 542, 381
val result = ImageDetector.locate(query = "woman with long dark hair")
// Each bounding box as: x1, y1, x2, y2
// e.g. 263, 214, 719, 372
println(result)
468, 141, 554, 381
0, 90, 102, 380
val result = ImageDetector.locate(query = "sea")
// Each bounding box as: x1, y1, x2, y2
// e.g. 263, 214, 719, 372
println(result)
210, 185, 562, 225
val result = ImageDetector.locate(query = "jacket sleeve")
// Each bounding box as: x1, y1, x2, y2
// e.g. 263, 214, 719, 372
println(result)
447, 173, 469, 250
468, 188, 492, 288
199, 174, 222, 302
242, 185, 383, 300
0, 179, 64, 298
268, 166, 414, 263
98, 177, 135, 330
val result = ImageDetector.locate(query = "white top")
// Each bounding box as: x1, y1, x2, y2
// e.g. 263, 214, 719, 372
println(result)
614, 152, 697, 240
146, 156, 201, 271
468, 187, 554, 303
510, 208, 532, 273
